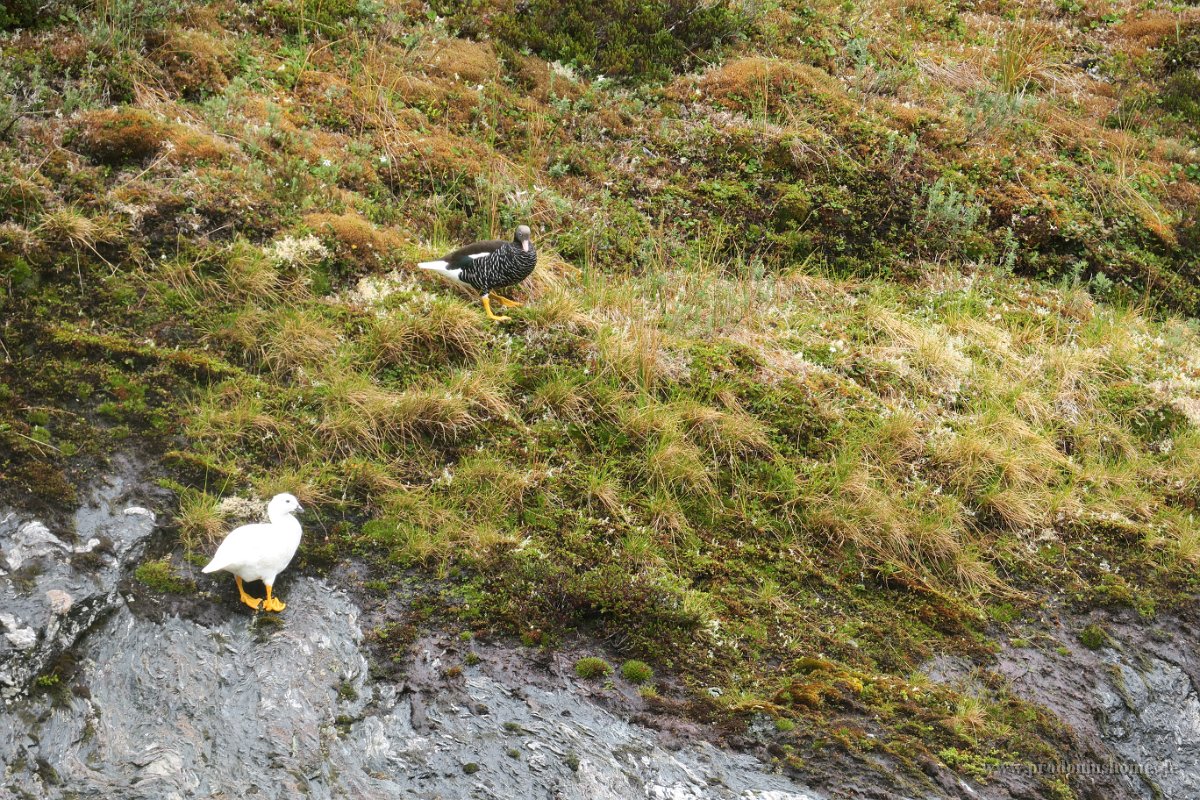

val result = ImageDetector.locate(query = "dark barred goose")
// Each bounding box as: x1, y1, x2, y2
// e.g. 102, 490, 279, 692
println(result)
418, 225, 537, 322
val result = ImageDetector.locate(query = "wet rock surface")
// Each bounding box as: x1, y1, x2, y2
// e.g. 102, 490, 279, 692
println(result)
1, 576, 823, 800
0, 472, 823, 800
925, 603, 1200, 800
0, 457, 165, 703
991, 606, 1200, 800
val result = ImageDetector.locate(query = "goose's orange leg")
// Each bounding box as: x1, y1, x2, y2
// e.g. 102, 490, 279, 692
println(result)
235, 576, 262, 610
491, 293, 522, 308
480, 294, 511, 322
262, 584, 286, 612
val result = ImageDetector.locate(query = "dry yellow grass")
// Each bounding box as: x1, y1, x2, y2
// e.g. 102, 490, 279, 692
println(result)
370, 301, 485, 364
303, 212, 407, 269
262, 311, 342, 377
427, 38, 501, 84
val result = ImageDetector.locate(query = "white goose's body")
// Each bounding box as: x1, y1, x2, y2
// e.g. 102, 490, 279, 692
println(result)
202, 493, 304, 612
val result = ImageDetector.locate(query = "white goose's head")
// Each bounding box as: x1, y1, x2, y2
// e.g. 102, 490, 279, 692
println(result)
267, 493, 303, 519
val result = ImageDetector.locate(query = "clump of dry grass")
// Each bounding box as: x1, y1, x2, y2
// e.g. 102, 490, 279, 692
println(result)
530, 371, 590, 422
427, 38, 501, 84
315, 372, 398, 455
584, 466, 625, 518
645, 434, 715, 499
254, 467, 334, 509
994, 18, 1060, 94
944, 694, 990, 738
223, 241, 282, 301
35, 207, 123, 254
166, 124, 236, 165
645, 490, 689, 534
676, 400, 772, 462
594, 321, 674, 391
450, 454, 534, 514
262, 310, 343, 377
148, 27, 232, 98
303, 212, 407, 272
74, 107, 170, 165
188, 380, 291, 458
316, 359, 512, 455
175, 489, 225, 553
692, 57, 850, 116
369, 299, 484, 364
208, 302, 271, 356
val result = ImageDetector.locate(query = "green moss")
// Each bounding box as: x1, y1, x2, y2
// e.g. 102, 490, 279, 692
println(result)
74, 108, 170, 166
486, 0, 754, 83
619, 659, 654, 684
134, 558, 190, 594
1079, 624, 1108, 651
1099, 383, 1188, 442
988, 603, 1021, 624
35, 674, 60, 689
574, 656, 613, 679
937, 746, 1001, 780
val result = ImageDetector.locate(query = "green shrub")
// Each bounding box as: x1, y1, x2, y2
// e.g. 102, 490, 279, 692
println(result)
491, 0, 754, 83
261, 0, 381, 35
619, 659, 654, 684
1161, 70, 1200, 124
1161, 22, 1200, 72
574, 656, 613, 679
0, 0, 53, 30
1079, 624, 1108, 651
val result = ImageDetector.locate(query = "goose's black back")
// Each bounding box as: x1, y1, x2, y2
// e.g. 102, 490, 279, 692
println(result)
444, 238, 537, 293
445, 240, 509, 270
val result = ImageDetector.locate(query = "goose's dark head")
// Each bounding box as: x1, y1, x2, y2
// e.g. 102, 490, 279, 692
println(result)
514, 225, 532, 253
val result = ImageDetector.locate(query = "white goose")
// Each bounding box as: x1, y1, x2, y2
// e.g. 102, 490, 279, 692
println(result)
202, 493, 304, 612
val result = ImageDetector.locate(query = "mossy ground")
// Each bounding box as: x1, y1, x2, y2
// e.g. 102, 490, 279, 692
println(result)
2, 0, 1200, 795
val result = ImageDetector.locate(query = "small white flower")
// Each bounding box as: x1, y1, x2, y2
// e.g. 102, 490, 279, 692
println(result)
321, 159, 332, 167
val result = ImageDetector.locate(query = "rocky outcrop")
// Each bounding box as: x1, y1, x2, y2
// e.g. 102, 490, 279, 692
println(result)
0, 459, 161, 703
0, 468, 823, 799
993, 606, 1200, 800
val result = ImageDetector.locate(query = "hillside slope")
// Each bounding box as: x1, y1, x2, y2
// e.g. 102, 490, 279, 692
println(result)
2, 1, 1200, 796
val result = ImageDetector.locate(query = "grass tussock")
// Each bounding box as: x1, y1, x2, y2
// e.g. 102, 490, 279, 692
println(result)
369, 299, 484, 364
995, 18, 1061, 94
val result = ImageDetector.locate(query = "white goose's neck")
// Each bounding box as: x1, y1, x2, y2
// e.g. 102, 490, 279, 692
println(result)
268, 510, 301, 531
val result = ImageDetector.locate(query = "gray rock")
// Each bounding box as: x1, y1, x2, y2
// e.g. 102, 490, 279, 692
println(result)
985, 605, 1200, 800
0, 576, 825, 800
0, 456, 161, 702
45, 589, 73, 616
2, 520, 68, 570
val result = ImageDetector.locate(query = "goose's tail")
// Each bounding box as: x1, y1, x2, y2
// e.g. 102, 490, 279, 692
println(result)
201, 549, 232, 573
418, 260, 465, 286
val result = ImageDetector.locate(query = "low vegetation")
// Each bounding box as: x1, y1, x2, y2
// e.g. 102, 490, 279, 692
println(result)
574, 656, 614, 679
2, 0, 1199, 795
